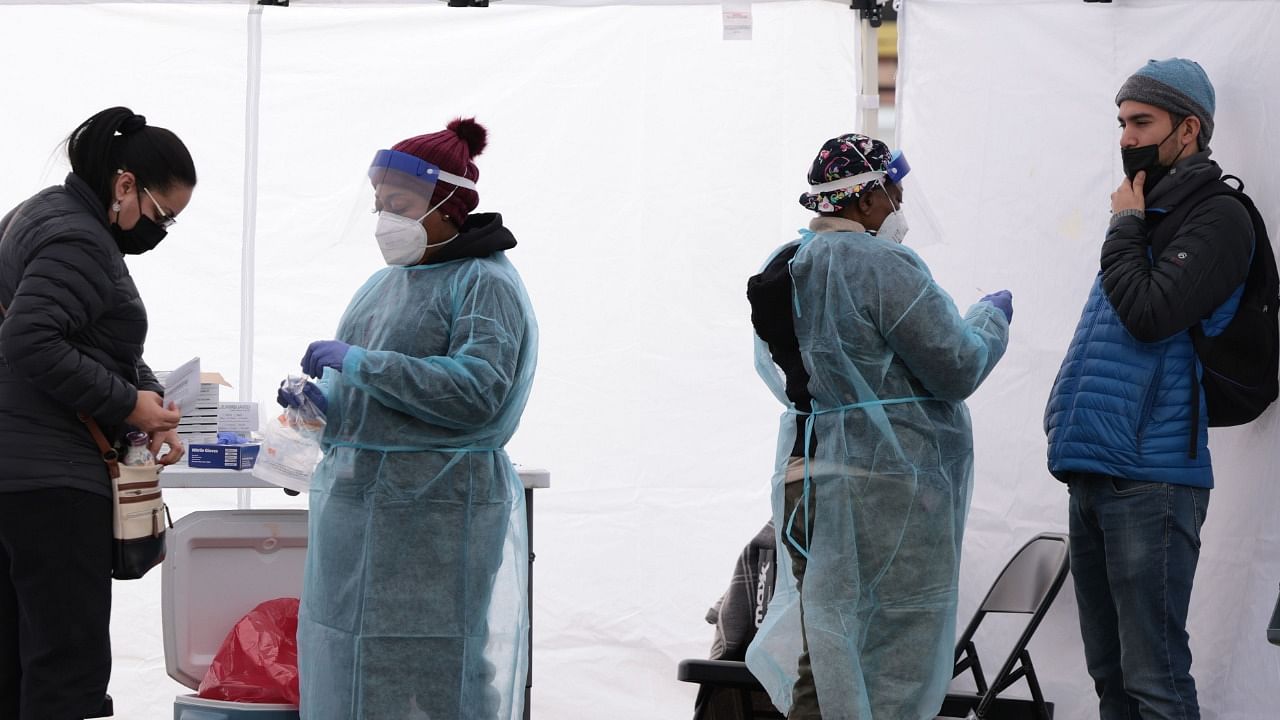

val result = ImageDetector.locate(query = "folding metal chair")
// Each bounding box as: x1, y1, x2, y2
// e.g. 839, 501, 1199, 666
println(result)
1268, 583, 1280, 646
679, 533, 1070, 720
942, 533, 1070, 720
676, 659, 783, 720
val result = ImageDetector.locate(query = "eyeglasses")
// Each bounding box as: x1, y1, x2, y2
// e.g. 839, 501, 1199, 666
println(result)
142, 187, 177, 229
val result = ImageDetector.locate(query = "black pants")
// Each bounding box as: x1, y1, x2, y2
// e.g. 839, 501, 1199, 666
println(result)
0, 488, 112, 720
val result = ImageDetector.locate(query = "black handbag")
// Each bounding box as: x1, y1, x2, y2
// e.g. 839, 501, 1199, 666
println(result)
80, 413, 169, 580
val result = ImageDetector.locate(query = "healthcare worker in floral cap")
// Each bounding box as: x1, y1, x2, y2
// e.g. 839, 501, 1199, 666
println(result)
283, 118, 537, 720
745, 133, 1011, 720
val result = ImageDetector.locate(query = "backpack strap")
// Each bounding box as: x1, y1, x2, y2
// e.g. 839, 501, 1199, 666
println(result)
1147, 176, 1245, 256
1148, 177, 1269, 457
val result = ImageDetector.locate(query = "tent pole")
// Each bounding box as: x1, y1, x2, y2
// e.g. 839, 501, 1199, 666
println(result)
238, 1, 264, 511
857, 15, 879, 137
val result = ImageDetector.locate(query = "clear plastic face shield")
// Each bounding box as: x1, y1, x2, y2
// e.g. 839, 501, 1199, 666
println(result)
875, 151, 911, 244
369, 149, 442, 220
888, 151, 946, 251
367, 149, 476, 266
808, 149, 913, 244
855, 147, 942, 250
884, 149, 910, 186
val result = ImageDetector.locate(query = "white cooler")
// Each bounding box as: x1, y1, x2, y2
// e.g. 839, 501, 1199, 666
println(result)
162, 510, 308, 720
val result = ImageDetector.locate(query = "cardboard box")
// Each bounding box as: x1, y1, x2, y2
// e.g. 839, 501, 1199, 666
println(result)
177, 432, 219, 447
155, 369, 230, 445
157, 369, 250, 448
184, 373, 229, 419
155, 371, 231, 416
195, 372, 230, 401
187, 443, 260, 470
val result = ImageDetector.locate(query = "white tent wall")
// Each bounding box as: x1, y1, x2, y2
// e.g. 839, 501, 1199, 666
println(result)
0, 5, 251, 383
899, 1, 1280, 718
0, 0, 843, 4
0, 2, 864, 718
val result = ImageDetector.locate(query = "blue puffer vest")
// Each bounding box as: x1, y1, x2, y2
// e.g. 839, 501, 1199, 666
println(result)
1045, 274, 1236, 488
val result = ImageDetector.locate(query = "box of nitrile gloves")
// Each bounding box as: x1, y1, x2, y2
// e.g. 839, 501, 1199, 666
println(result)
187, 443, 260, 470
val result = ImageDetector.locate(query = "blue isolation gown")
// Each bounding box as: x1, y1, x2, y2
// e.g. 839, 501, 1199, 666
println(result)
746, 227, 1008, 719
298, 251, 537, 720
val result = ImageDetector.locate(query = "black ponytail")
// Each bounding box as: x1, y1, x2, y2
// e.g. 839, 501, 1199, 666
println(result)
66, 106, 197, 210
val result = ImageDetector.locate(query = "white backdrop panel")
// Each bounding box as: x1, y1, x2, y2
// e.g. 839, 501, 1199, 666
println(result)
0, 5, 249, 382
1, 3, 859, 718
899, 2, 1280, 719
0, 0, 840, 5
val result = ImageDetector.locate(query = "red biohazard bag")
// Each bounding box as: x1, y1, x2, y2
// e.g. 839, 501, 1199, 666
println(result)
197, 597, 301, 704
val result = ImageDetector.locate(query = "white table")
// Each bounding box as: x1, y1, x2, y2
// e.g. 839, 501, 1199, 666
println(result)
159, 463, 550, 490
159, 461, 549, 720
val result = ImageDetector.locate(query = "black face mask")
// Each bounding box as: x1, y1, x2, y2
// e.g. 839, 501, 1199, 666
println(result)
1120, 122, 1185, 197
110, 185, 168, 255
111, 215, 167, 255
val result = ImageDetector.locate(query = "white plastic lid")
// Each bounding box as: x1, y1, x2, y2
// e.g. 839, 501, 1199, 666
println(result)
161, 510, 309, 690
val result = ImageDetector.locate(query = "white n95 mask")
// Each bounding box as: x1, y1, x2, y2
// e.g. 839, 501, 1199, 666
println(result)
375, 211, 430, 266
373, 188, 459, 266
876, 209, 909, 244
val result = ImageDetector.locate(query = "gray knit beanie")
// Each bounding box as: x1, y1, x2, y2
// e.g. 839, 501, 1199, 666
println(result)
1115, 58, 1215, 149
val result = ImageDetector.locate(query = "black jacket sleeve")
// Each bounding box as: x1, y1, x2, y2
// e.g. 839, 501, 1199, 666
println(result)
0, 236, 138, 423
136, 359, 164, 395
1100, 195, 1253, 343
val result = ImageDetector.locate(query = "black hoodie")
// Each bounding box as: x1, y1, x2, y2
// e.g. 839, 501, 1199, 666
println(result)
426, 212, 517, 264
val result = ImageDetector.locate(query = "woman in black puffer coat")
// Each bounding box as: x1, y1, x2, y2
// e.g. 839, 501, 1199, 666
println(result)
0, 106, 196, 720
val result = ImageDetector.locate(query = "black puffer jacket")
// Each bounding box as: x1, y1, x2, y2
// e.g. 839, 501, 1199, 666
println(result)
1100, 152, 1253, 342
0, 173, 161, 497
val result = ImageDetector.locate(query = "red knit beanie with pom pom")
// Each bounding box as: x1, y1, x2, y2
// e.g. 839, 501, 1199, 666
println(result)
391, 118, 487, 226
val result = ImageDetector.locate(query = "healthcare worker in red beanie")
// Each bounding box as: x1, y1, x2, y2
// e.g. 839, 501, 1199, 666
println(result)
282, 118, 537, 720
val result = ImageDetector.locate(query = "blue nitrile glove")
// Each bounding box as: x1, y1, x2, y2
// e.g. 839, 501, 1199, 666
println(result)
301, 340, 351, 378
216, 431, 251, 445
276, 379, 328, 415
980, 290, 1014, 324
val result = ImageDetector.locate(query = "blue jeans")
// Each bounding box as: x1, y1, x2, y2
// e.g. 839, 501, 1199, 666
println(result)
1067, 474, 1209, 720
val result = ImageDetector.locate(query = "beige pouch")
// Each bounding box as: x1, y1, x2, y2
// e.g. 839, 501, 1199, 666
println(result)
112, 463, 169, 580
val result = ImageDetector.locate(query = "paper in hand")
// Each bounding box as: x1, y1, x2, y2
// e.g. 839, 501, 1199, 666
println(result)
161, 356, 201, 414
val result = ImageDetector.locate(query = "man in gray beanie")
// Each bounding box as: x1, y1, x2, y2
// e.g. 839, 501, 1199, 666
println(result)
1116, 57, 1215, 149
1045, 57, 1265, 720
